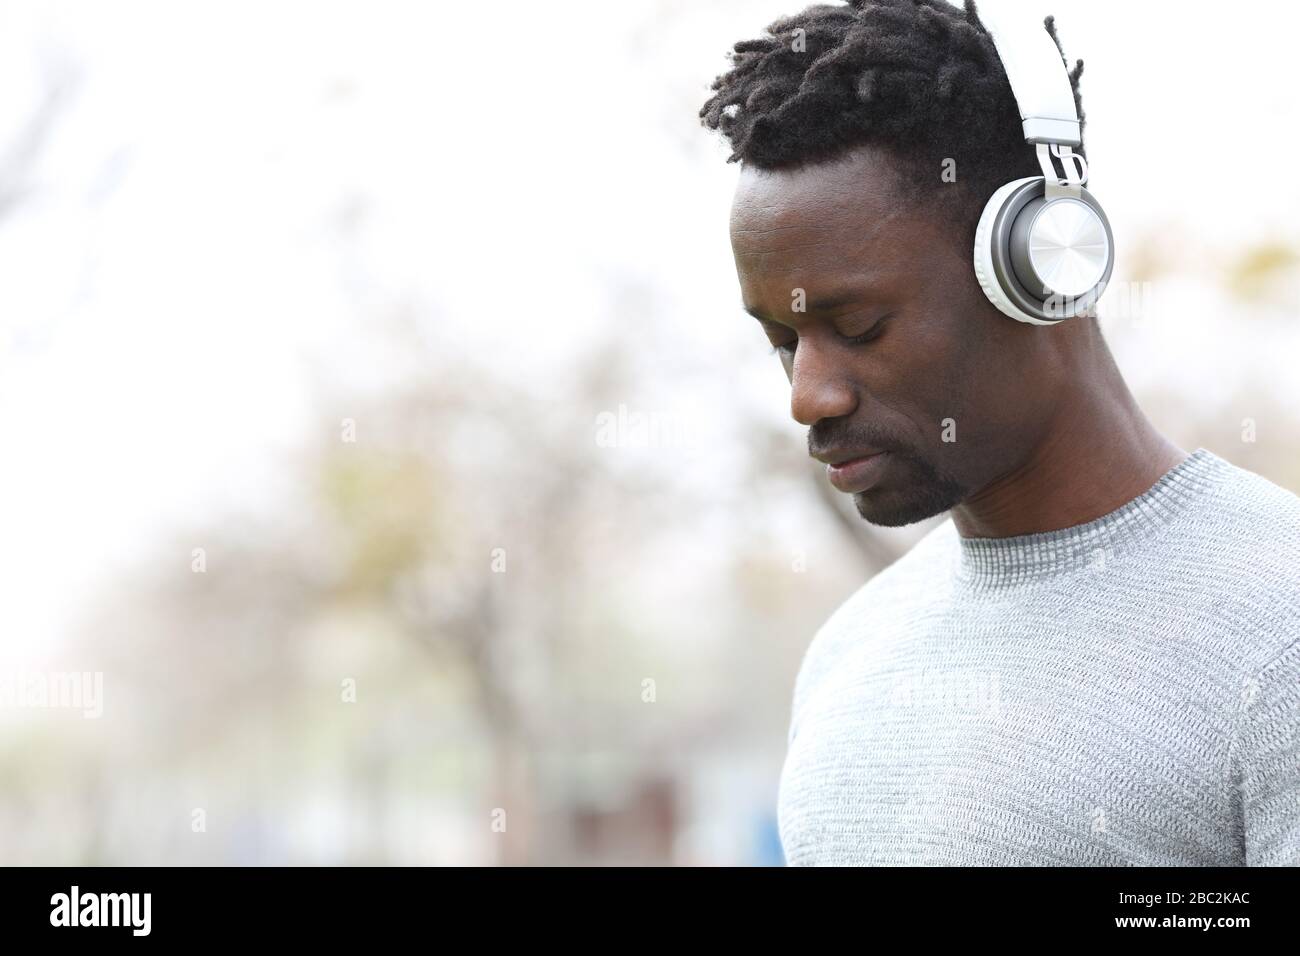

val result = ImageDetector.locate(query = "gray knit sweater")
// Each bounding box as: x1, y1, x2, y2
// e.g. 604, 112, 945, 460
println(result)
778, 447, 1300, 866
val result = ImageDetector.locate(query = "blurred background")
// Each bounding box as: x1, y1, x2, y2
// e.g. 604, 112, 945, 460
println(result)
0, 0, 1297, 865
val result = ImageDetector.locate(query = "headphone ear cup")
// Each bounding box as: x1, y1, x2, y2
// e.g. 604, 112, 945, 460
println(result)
973, 176, 1058, 325
974, 176, 1115, 325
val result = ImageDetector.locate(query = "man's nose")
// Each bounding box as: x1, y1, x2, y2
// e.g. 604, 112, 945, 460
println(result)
789, 338, 856, 427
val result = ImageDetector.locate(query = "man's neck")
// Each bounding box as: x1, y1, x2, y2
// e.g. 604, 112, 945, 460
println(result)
951, 343, 1187, 541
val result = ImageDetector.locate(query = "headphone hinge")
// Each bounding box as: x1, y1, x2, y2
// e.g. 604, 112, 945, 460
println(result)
1035, 142, 1087, 198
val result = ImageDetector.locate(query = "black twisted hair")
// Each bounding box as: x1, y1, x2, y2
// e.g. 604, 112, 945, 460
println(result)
700, 0, 1085, 232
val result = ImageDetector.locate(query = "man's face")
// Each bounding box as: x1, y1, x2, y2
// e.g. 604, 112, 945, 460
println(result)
730, 146, 1044, 527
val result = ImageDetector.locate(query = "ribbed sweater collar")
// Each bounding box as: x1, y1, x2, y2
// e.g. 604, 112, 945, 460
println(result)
954, 447, 1230, 592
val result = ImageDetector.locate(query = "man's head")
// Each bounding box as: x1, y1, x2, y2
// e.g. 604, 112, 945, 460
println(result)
701, 0, 1091, 527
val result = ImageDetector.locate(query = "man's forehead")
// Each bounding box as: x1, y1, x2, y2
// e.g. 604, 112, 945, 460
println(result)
732, 147, 906, 214
729, 150, 915, 266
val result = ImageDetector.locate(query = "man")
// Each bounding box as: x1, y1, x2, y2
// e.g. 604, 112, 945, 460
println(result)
699, 0, 1299, 865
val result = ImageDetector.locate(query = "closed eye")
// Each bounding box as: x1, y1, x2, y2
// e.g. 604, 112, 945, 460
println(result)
839, 314, 892, 346
758, 313, 891, 357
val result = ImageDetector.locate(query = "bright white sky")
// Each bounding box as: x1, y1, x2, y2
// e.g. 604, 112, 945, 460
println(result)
0, 0, 1296, 659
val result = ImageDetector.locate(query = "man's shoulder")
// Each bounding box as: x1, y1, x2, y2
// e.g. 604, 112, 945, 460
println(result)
787, 517, 958, 730
1165, 450, 1300, 661
812, 515, 958, 639
1199, 451, 1300, 536
1180, 450, 1300, 577
835, 515, 960, 611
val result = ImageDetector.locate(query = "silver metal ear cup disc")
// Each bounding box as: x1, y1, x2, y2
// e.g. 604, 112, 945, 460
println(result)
986, 179, 1115, 323
1011, 197, 1110, 298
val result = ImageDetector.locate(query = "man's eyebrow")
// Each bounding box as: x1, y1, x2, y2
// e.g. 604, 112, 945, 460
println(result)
742, 289, 874, 322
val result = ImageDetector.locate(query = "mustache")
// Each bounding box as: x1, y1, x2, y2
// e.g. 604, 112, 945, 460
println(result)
807, 419, 909, 461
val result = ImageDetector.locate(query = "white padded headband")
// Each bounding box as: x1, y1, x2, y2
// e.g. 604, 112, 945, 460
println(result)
977, 5, 1080, 146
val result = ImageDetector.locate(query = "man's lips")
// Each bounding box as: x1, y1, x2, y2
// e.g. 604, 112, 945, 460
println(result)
822, 450, 890, 494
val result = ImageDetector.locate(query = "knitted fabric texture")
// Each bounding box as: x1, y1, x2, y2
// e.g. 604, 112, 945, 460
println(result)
778, 447, 1300, 865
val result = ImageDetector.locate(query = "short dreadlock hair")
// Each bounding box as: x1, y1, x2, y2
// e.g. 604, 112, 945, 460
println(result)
700, 0, 1085, 234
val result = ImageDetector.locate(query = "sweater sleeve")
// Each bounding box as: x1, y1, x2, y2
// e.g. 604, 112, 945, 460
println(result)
1234, 639, 1300, 866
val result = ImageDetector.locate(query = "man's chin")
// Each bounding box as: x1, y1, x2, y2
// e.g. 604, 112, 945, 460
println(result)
851, 490, 949, 528
848, 463, 967, 528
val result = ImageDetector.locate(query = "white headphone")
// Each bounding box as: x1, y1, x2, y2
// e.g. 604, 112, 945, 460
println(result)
972, 8, 1114, 325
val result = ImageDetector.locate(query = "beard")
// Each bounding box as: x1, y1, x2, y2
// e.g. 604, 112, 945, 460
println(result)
808, 418, 969, 527
848, 449, 968, 527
